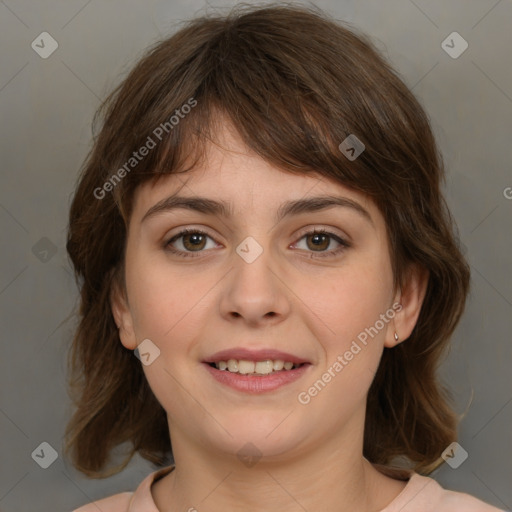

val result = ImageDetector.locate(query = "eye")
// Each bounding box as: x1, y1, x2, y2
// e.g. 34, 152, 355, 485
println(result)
292, 228, 350, 258
164, 228, 218, 257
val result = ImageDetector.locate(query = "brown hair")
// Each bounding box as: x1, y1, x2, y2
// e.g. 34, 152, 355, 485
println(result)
64, 2, 470, 478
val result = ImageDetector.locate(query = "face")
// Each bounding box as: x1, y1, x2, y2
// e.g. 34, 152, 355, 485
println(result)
112, 120, 420, 463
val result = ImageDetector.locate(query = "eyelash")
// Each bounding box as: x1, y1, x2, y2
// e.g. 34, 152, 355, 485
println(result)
164, 228, 350, 259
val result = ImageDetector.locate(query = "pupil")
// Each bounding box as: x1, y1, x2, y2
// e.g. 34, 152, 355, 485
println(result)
184, 233, 205, 250
310, 234, 328, 250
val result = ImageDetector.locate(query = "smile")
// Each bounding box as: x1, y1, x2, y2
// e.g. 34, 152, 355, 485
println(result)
203, 361, 311, 393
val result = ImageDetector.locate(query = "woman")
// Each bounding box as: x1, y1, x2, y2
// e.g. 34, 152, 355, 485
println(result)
65, 4, 503, 511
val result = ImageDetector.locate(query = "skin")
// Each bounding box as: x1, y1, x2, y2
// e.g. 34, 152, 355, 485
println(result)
111, 119, 429, 512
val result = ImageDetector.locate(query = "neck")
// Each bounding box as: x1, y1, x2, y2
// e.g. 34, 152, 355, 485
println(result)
152, 424, 406, 512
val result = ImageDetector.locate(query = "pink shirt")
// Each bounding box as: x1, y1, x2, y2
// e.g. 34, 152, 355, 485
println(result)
72, 465, 505, 511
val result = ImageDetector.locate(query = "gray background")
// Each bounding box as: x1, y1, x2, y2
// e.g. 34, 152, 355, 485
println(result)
0, 0, 511, 510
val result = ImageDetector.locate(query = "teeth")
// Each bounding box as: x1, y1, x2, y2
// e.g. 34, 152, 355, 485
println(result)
213, 359, 301, 374
255, 360, 273, 374
238, 360, 255, 374
273, 360, 284, 371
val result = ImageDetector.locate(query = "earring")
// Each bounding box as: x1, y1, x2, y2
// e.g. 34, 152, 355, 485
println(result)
394, 332, 399, 342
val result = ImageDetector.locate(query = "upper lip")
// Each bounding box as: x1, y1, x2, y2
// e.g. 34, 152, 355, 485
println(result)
204, 348, 310, 364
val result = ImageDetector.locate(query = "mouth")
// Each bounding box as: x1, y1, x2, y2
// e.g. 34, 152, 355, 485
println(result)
202, 350, 312, 393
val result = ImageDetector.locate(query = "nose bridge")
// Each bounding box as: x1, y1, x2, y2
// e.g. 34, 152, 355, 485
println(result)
220, 234, 290, 324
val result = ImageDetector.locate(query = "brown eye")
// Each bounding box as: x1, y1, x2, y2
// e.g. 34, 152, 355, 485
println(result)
293, 228, 350, 258
306, 232, 330, 251
165, 229, 217, 257
181, 232, 207, 251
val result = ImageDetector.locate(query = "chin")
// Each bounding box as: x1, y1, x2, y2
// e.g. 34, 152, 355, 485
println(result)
201, 415, 310, 461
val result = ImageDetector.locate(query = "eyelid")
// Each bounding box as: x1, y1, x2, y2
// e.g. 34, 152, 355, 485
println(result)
294, 224, 350, 243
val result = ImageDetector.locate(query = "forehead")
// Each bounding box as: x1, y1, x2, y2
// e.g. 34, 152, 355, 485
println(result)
130, 119, 380, 225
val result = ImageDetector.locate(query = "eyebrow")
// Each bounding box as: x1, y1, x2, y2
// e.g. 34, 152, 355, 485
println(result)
141, 194, 374, 227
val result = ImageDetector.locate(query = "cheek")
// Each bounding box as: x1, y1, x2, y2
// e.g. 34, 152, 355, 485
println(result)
298, 285, 392, 416
310, 256, 391, 331
125, 249, 192, 335
306, 254, 393, 370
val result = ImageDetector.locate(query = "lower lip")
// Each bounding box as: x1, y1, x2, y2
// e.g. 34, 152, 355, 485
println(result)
203, 363, 311, 393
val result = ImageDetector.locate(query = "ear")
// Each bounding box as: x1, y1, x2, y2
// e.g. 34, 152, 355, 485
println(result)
385, 263, 429, 348
110, 273, 138, 350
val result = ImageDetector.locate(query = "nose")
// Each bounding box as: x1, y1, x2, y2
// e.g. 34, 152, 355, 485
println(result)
219, 241, 291, 327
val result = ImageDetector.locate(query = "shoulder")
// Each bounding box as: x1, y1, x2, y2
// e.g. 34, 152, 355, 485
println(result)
71, 465, 175, 512
72, 491, 133, 512
389, 473, 505, 512
432, 480, 505, 512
